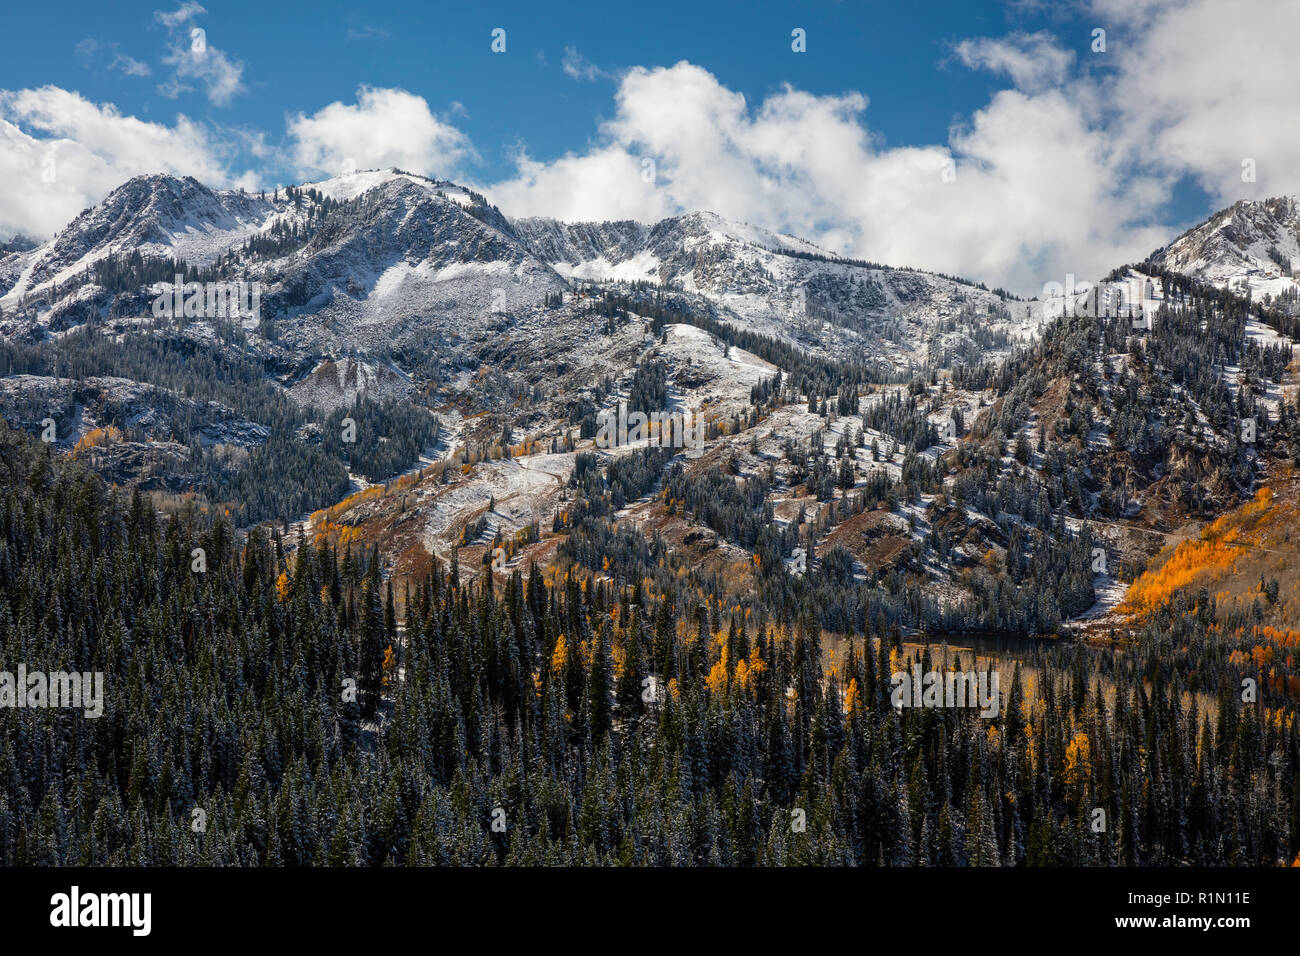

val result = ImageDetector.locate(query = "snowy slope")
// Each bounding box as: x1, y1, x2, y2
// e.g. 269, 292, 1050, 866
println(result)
514, 209, 1042, 369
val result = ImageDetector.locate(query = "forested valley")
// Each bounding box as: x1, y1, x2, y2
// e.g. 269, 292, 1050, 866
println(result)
1, 420, 1296, 866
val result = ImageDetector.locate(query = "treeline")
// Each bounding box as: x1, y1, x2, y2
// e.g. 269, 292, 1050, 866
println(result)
0, 329, 441, 526
323, 399, 441, 484
1127, 263, 1300, 339
566, 447, 671, 522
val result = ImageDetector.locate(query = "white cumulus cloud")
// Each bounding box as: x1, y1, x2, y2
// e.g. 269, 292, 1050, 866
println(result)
483, 60, 1164, 292
287, 86, 475, 181
0, 86, 246, 239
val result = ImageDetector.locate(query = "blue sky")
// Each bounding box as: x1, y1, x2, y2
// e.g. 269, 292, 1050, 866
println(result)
0, 0, 1292, 292
3, 0, 1081, 183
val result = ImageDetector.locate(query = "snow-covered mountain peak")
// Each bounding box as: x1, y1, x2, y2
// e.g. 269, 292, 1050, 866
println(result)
304, 167, 452, 203
661, 209, 826, 257
1147, 195, 1300, 301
